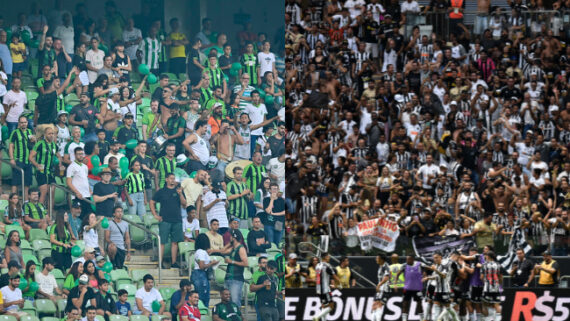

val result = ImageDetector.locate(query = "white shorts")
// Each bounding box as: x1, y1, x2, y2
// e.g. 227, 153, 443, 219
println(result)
365, 42, 379, 59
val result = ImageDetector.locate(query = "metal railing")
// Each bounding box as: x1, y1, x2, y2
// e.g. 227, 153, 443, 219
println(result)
1, 158, 25, 205
298, 241, 376, 287
122, 216, 162, 283
49, 183, 162, 283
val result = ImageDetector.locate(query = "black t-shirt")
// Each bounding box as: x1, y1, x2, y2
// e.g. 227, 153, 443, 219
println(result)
95, 291, 117, 314
56, 51, 69, 79
36, 91, 58, 124
187, 48, 202, 81
267, 136, 284, 157
256, 274, 278, 308
263, 197, 285, 225
153, 186, 182, 223
218, 54, 233, 77
93, 182, 116, 217
65, 286, 95, 314
512, 258, 534, 286
70, 104, 99, 134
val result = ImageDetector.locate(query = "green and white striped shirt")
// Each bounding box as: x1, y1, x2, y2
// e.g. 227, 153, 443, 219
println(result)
139, 37, 161, 70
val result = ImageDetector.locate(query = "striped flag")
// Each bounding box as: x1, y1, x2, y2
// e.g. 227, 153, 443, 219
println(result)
497, 226, 533, 270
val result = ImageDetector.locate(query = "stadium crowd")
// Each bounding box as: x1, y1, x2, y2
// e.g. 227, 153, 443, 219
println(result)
0, 1, 285, 321
285, 0, 570, 319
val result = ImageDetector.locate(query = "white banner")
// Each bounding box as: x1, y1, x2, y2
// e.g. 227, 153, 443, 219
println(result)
356, 217, 400, 252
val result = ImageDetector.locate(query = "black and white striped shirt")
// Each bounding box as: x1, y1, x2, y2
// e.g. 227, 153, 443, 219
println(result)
396, 151, 410, 170
300, 195, 319, 225
355, 50, 370, 74
316, 262, 335, 295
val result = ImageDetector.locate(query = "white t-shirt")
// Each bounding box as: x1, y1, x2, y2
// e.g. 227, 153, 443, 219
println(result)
135, 287, 163, 312
83, 225, 99, 249
515, 142, 534, 167
122, 28, 142, 60
418, 164, 441, 189
245, 103, 267, 136
268, 157, 285, 183
257, 51, 275, 77
405, 123, 421, 142
1, 285, 22, 311
67, 161, 90, 198
64, 141, 85, 162
401, 1, 420, 13
36, 272, 58, 296
0, 71, 7, 96
3, 90, 27, 123
203, 190, 228, 228
193, 249, 211, 270
106, 99, 121, 114
183, 218, 200, 240
56, 124, 70, 156
344, 0, 366, 19
85, 49, 105, 83
53, 25, 75, 54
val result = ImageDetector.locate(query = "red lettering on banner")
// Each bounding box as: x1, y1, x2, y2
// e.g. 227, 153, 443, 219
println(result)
511, 291, 537, 321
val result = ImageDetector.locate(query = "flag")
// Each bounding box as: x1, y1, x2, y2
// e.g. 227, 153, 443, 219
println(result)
497, 226, 533, 270
412, 235, 476, 264
356, 217, 400, 252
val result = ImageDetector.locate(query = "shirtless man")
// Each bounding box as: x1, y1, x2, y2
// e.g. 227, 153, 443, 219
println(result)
212, 119, 244, 173
474, 0, 491, 35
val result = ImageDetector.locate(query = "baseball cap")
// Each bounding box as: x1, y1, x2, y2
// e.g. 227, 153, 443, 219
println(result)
85, 247, 96, 254
450, 101, 458, 105
109, 87, 120, 96
230, 229, 243, 242
79, 274, 89, 284
96, 255, 105, 262
288, 253, 298, 260
72, 200, 82, 208
124, 112, 134, 119
176, 154, 189, 165
57, 110, 69, 117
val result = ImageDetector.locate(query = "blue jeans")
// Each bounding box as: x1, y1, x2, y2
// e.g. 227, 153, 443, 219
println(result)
264, 223, 284, 246
191, 269, 210, 307
6, 122, 17, 135
285, 198, 297, 214
127, 191, 146, 218
84, 132, 97, 143
224, 279, 244, 307
250, 135, 260, 156
216, 159, 228, 173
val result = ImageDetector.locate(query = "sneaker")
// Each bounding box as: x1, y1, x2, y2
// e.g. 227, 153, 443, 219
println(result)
171, 262, 181, 269
161, 263, 168, 269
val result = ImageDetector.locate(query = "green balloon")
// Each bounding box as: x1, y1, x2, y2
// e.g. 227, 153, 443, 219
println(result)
257, 89, 266, 100
230, 68, 239, 77
19, 277, 28, 290
119, 149, 126, 155
152, 300, 161, 313
71, 245, 82, 257
138, 64, 150, 75
29, 281, 39, 292
91, 155, 101, 167
21, 30, 31, 44
12, 221, 20, 226
265, 95, 274, 105
31, 39, 40, 49
125, 139, 138, 150
189, 171, 197, 178
91, 199, 97, 212
231, 62, 242, 71
121, 167, 129, 178
65, 105, 73, 113
92, 166, 102, 176
101, 217, 109, 229
80, 127, 85, 138
148, 73, 158, 84
119, 157, 129, 169
223, 73, 229, 82
53, 157, 59, 165
103, 262, 113, 273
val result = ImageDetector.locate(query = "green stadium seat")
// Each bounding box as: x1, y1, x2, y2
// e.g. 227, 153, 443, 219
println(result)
32, 239, 51, 251
200, 228, 209, 234
35, 299, 57, 315
243, 268, 252, 282
123, 215, 146, 243
0, 316, 18, 321
198, 300, 209, 315
130, 269, 149, 284
143, 214, 159, 227
26, 91, 39, 101
29, 229, 49, 241
151, 316, 167, 321
248, 256, 259, 271
74, 240, 85, 252
95, 316, 105, 321
50, 269, 65, 289
178, 242, 194, 266
23, 254, 39, 265
200, 316, 212, 321
41, 318, 59, 321
110, 269, 132, 288
56, 299, 67, 317
21, 316, 40, 321
110, 316, 129, 321
159, 287, 176, 301
23, 300, 36, 316
5, 225, 25, 238
0, 199, 8, 212
64, 93, 79, 105
164, 73, 177, 81
239, 228, 249, 240
214, 268, 226, 286
129, 315, 148, 321
118, 283, 137, 298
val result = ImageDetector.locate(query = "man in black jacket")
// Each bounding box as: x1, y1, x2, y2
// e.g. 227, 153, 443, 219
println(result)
510, 248, 535, 287
247, 216, 271, 256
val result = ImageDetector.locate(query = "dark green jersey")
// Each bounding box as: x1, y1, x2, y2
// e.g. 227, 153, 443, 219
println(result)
125, 171, 145, 194
243, 164, 266, 195
23, 202, 46, 220
212, 301, 242, 321
226, 180, 248, 219
240, 53, 259, 86
204, 67, 224, 90
155, 156, 176, 188
113, 125, 138, 145
225, 245, 245, 282
199, 87, 213, 106
9, 128, 33, 163
33, 139, 58, 174
49, 223, 71, 253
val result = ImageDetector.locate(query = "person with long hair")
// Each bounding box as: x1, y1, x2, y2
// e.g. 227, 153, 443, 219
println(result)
191, 233, 219, 307
124, 159, 146, 219
302, 256, 319, 287
83, 260, 100, 290
3, 193, 29, 238
21, 260, 38, 301
118, 76, 146, 121
63, 261, 84, 296
254, 177, 271, 217
82, 213, 102, 255
49, 211, 75, 271
4, 230, 24, 268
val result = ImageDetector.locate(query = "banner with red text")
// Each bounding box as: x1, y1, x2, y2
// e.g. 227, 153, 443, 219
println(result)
356, 217, 400, 251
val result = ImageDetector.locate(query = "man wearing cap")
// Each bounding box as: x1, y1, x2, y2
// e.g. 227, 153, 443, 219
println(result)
74, 247, 96, 266
251, 260, 279, 321
69, 200, 83, 239
223, 229, 248, 307
113, 112, 138, 153
65, 274, 96, 316
1, 273, 26, 319
93, 167, 118, 254
169, 279, 192, 321
36, 257, 64, 301
69, 92, 99, 143
535, 251, 560, 287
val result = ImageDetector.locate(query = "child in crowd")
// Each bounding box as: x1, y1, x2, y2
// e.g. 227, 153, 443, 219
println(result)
183, 205, 200, 242
116, 289, 132, 317
9, 33, 26, 79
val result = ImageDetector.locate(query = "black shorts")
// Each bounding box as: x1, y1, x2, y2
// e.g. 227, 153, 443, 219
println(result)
450, 289, 466, 301
482, 292, 501, 304
320, 292, 332, 305
434, 292, 451, 304
36, 172, 55, 186
374, 291, 388, 303
403, 290, 423, 302
13, 162, 32, 186
469, 286, 483, 303
426, 284, 436, 301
